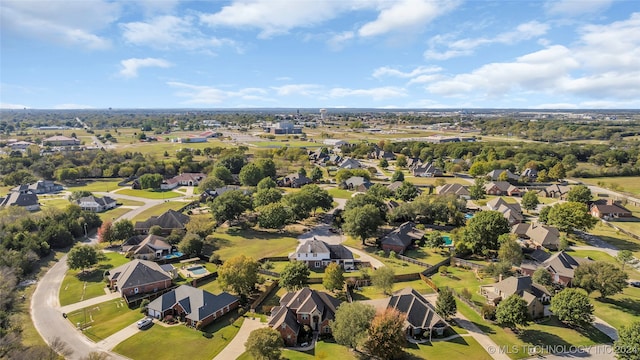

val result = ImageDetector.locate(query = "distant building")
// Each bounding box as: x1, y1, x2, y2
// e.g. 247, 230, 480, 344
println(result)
269, 121, 302, 134
134, 209, 190, 235
322, 139, 349, 147
161, 173, 207, 190
43, 135, 80, 146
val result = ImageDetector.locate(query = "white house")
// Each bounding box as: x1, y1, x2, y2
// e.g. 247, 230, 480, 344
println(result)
291, 238, 355, 270
76, 195, 117, 212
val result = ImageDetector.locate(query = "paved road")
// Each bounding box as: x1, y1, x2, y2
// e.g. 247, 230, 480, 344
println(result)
212, 318, 266, 360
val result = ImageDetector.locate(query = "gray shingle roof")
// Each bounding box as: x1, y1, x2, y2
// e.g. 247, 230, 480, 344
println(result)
388, 287, 446, 329
148, 285, 238, 322
107, 259, 172, 290
134, 209, 190, 231
380, 221, 424, 249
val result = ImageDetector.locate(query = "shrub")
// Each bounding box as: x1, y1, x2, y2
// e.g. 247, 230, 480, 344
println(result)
238, 308, 247, 317
482, 304, 496, 320
376, 250, 386, 257
460, 288, 472, 301
140, 299, 150, 313
389, 250, 397, 259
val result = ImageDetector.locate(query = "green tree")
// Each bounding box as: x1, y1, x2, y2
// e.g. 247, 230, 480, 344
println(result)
256, 177, 277, 191
279, 261, 310, 291
210, 166, 233, 184
396, 155, 407, 168
573, 261, 628, 298
178, 233, 203, 256
532, 268, 553, 287
69, 190, 92, 202
254, 188, 283, 208
330, 302, 376, 349
367, 183, 393, 200
284, 190, 314, 220
458, 210, 510, 256
395, 181, 419, 202
538, 205, 551, 223
613, 321, 640, 360
255, 158, 277, 179
566, 185, 592, 204
198, 176, 224, 193
390, 170, 404, 182
138, 173, 163, 190
497, 234, 523, 266
244, 328, 283, 360
469, 177, 486, 200
364, 308, 406, 360
548, 163, 566, 180
495, 294, 530, 330
67, 244, 101, 273
323, 262, 345, 292
435, 287, 457, 321
616, 249, 634, 270
218, 255, 259, 297
521, 191, 539, 211
550, 288, 594, 328
371, 266, 395, 295
379, 159, 389, 168
425, 231, 445, 249
310, 166, 323, 182
342, 204, 384, 245
210, 190, 252, 224
257, 202, 291, 229
299, 184, 333, 215
239, 163, 263, 187
547, 202, 597, 233
111, 220, 134, 242
219, 153, 246, 174
149, 225, 163, 236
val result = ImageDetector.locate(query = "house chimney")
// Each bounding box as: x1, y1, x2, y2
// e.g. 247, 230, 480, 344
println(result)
498, 274, 503, 282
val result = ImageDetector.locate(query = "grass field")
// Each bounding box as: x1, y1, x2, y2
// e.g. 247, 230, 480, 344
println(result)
99, 207, 132, 222
130, 201, 187, 222
592, 285, 640, 331
404, 335, 492, 360
351, 279, 436, 301
65, 179, 123, 193
250, 140, 322, 148
326, 187, 354, 199
115, 188, 183, 199
39, 198, 73, 210
576, 176, 640, 196
213, 227, 299, 261
67, 298, 143, 342
117, 199, 145, 206
114, 313, 243, 360
59, 252, 129, 306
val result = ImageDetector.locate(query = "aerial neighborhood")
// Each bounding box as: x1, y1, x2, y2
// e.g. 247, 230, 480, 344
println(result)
1, 109, 640, 360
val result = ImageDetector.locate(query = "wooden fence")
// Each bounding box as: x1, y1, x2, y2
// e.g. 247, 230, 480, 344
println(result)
451, 257, 486, 271
397, 254, 431, 267
250, 280, 279, 313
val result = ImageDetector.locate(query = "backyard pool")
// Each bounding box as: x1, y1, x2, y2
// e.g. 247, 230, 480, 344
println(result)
442, 235, 453, 246
187, 265, 208, 275
163, 251, 183, 259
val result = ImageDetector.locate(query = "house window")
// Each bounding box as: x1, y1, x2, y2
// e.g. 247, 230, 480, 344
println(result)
134, 287, 139, 294
324, 326, 330, 333
301, 314, 309, 320
315, 262, 321, 267
282, 324, 286, 329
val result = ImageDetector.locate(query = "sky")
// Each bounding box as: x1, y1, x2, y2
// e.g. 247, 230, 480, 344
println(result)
1, 0, 639, 110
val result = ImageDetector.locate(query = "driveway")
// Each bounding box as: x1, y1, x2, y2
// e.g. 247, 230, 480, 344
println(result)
213, 318, 266, 360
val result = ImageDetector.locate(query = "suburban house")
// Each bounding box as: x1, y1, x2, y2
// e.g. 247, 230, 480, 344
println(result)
486, 198, 524, 225
382, 287, 449, 341
279, 173, 312, 188
200, 185, 245, 201
590, 199, 632, 219
161, 173, 207, 190
544, 184, 571, 199
338, 158, 362, 169
484, 181, 521, 196
121, 234, 174, 260
147, 285, 239, 328
9, 140, 35, 151
480, 276, 550, 319
43, 135, 80, 146
520, 251, 592, 287
380, 221, 425, 254
411, 163, 443, 177
76, 195, 117, 212
291, 238, 355, 270
486, 169, 519, 181
341, 176, 372, 192
269, 288, 341, 346
308, 149, 330, 163
521, 168, 538, 180
12, 180, 63, 194
134, 209, 190, 235
370, 147, 396, 160
436, 183, 470, 200
106, 259, 174, 299
406, 158, 422, 169
511, 223, 560, 250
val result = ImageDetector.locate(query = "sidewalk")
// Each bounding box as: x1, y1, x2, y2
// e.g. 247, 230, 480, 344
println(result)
96, 321, 142, 350
60, 292, 122, 313
453, 311, 511, 360
593, 315, 618, 341
213, 317, 267, 360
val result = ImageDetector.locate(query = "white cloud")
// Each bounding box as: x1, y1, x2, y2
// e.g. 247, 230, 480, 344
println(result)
53, 103, 95, 109
546, 0, 613, 16
327, 31, 355, 51
425, 21, 549, 60
531, 103, 579, 109
121, 15, 237, 51
0, 0, 119, 49
167, 82, 270, 104
271, 84, 323, 97
328, 87, 407, 100
0, 103, 28, 109
372, 65, 441, 79
119, 58, 172, 78
358, 0, 459, 38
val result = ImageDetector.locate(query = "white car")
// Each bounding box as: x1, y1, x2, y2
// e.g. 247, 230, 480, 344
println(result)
137, 317, 153, 329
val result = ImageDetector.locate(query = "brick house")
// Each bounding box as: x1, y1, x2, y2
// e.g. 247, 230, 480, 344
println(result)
480, 276, 550, 319
520, 251, 592, 287
380, 221, 424, 254
106, 259, 173, 298
134, 209, 190, 235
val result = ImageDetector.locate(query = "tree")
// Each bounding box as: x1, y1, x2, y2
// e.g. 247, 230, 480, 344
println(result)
254, 188, 283, 208
300, 184, 333, 215
149, 225, 163, 236
548, 163, 566, 180
67, 244, 101, 273
310, 166, 323, 182
573, 261, 628, 298
371, 266, 395, 295
390, 170, 404, 182
257, 202, 290, 229
497, 234, 523, 266
396, 155, 407, 168
538, 206, 551, 223
379, 159, 389, 168
111, 220, 134, 242
185, 216, 216, 238
97, 221, 115, 244
239, 163, 263, 187
521, 191, 539, 211
210, 166, 233, 184
532, 268, 552, 287
218, 255, 259, 297
367, 183, 393, 200
178, 233, 203, 256
330, 302, 376, 349
425, 231, 445, 249
69, 190, 92, 202
255, 158, 277, 179
550, 288, 594, 328
198, 176, 224, 193
279, 261, 310, 291
616, 249, 634, 270
566, 185, 592, 204
323, 262, 344, 292
138, 173, 163, 190
469, 177, 486, 200
546, 202, 597, 233
364, 308, 406, 360
210, 190, 252, 224
435, 287, 457, 320
342, 204, 384, 245
219, 153, 246, 174
495, 294, 529, 330
395, 181, 419, 202
614, 321, 640, 360
244, 328, 283, 360
257, 177, 277, 191
458, 210, 510, 256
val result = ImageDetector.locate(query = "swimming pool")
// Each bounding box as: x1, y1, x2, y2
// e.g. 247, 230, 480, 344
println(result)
188, 265, 207, 275
442, 235, 453, 246
163, 251, 183, 259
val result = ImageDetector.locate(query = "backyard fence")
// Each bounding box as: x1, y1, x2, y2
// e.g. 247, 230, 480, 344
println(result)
250, 280, 279, 313
397, 254, 432, 267
419, 274, 438, 292
420, 258, 453, 277
190, 272, 217, 287
451, 257, 486, 271
601, 220, 640, 240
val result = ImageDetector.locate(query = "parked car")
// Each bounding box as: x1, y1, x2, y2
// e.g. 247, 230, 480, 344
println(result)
137, 317, 153, 329
630, 281, 640, 288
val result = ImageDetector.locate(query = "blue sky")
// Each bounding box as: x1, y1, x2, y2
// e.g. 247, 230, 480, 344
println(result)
1, 0, 639, 109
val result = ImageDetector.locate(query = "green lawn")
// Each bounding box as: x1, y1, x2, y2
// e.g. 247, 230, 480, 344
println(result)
99, 207, 132, 222
326, 187, 354, 199
403, 248, 451, 266
352, 279, 436, 301
130, 202, 187, 222
60, 252, 129, 306
114, 313, 243, 360
565, 249, 640, 279
116, 188, 183, 199
117, 198, 145, 206
67, 298, 143, 342
213, 227, 299, 261
238, 340, 354, 360
588, 221, 640, 257
576, 176, 640, 196
592, 285, 640, 331
250, 141, 322, 148
404, 335, 492, 360
39, 198, 73, 209
65, 179, 124, 193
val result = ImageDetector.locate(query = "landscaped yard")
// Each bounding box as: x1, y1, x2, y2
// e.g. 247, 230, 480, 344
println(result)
326, 187, 354, 199
130, 201, 187, 222
212, 227, 299, 261
65, 179, 123, 193
99, 207, 132, 222
237, 339, 352, 360
566, 248, 640, 279
351, 279, 436, 301
59, 252, 129, 306
113, 312, 243, 360
116, 188, 183, 199
592, 285, 640, 331
66, 298, 143, 342
39, 198, 73, 209
404, 335, 492, 360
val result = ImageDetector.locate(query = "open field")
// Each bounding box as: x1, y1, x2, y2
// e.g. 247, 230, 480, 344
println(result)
65, 179, 124, 193
326, 187, 354, 199
213, 227, 300, 261
130, 201, 187, 222
576, 176, 640, 196
586, 222, 640, 258
99, 207, 132, 222
39, 198, 72, 210
249, 140, 322, 148
592, 285, 640, 331
67, 298, 143, 342
113, 313, 243, 360
115, 188, 183, 199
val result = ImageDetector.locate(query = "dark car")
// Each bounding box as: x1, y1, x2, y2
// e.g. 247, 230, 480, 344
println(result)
630, 281, 640, 288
